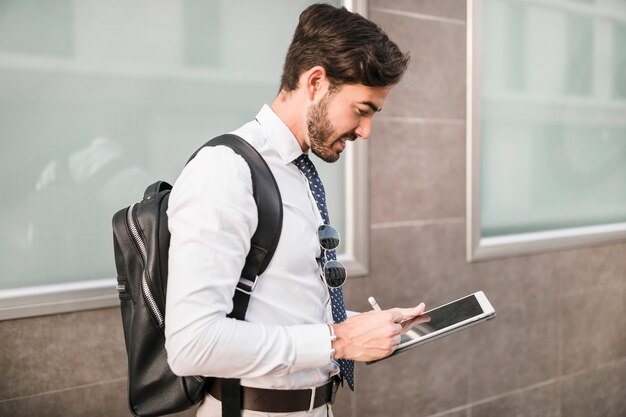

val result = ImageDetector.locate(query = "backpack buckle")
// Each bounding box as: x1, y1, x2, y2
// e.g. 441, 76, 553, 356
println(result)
236, 277, 258, 294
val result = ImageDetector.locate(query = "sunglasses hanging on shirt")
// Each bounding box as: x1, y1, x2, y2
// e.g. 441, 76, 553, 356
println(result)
317, 224, 347, 288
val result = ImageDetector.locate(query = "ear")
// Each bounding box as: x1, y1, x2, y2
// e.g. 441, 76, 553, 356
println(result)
302, 66, 328, 102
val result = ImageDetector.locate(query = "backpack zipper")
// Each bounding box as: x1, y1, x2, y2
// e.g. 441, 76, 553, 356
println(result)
127, 203, 165, 327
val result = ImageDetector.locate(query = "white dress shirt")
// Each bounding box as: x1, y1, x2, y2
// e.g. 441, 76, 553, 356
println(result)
165, 105, 339, 390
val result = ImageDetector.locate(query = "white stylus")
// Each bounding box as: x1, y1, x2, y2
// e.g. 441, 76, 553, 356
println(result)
368, 296, 382, 311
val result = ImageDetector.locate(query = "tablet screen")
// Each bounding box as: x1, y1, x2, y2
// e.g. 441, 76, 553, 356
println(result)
399, 294, 484, 346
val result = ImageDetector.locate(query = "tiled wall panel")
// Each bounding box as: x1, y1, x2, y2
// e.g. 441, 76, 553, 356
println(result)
369, 10, 466, 120
370, 121, 465, 224
560, 288, 626, 375
0, 308, 126, 401
356, 334, 469, 417
370, 0, 466, 21
366, 222, 471, 309
0, 379, 129, 417
560, 359, 626, 417
471, 382, 559, 417
466, 297, 559, 401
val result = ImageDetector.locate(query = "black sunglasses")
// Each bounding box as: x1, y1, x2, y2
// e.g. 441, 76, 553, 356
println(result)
318, 225, 347, 288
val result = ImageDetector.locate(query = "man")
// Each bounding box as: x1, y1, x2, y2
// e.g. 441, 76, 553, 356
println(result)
165, 4, 426, 416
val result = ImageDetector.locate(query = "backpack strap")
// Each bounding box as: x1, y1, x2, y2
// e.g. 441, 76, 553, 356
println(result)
189, 134, 283, 417
193, 134, 283, 320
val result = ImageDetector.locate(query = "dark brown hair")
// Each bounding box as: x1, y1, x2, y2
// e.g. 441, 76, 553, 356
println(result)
279, 4, 410, 92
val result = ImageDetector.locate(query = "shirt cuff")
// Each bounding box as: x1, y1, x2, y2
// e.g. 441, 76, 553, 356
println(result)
289, 324, 333, 372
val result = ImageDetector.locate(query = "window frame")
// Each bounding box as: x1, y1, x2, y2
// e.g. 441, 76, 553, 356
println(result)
0, 0, 370, 320
466, 0, 626, 262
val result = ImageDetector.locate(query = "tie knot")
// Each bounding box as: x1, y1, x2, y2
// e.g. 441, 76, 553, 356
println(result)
293, 153, 330, 225
293, 154, 313, 172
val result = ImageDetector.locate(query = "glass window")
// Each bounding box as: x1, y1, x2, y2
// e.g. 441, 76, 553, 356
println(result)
468, 0, 626, 260
0, 0, 369, 319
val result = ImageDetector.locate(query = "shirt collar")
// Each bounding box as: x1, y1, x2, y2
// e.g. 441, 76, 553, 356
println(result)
255, 104, 304, 164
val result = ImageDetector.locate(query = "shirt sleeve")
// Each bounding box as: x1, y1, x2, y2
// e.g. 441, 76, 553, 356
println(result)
164, 146, 332, 379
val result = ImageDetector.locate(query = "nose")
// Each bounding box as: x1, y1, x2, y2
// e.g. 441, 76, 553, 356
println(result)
355, 117, 373, 140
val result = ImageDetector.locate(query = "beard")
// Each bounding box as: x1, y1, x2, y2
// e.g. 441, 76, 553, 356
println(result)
306, 93, 356, 163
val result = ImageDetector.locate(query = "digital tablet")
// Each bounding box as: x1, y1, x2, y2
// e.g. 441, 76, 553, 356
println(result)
366, 291, 496, 364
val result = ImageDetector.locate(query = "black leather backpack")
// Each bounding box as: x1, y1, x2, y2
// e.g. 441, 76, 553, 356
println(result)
112, 134, 283, 417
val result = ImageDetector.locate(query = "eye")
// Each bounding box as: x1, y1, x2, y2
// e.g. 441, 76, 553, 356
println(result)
356, 108, 369, 117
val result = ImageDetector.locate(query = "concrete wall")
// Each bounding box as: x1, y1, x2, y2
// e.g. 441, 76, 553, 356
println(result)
1, 1, 625, 416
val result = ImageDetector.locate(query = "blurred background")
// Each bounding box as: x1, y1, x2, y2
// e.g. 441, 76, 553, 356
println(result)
0, 0, 625, 416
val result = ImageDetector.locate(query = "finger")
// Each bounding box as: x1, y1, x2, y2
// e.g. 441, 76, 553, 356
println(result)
393, 303, 426, 321
416, 314, 431, 324
398, 303, 425, 316
388, 309, 405, 322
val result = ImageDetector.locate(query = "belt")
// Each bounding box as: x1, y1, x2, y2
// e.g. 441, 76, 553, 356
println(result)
208, 377, 341, 413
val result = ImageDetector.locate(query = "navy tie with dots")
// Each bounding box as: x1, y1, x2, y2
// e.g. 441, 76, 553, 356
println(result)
293, 153, 355, 391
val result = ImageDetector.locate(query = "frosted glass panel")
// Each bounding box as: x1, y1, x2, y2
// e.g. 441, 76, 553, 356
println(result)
0, 0, 342, 290
480, 0, 626, 237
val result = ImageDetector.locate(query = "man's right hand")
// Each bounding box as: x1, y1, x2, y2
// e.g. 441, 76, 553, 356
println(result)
331, 303, 426, 362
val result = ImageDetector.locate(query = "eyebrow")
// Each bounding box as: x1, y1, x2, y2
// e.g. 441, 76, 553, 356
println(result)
359, 101, 381, 113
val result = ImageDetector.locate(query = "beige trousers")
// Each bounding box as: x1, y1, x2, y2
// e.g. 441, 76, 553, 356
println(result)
197, 394, 334, 417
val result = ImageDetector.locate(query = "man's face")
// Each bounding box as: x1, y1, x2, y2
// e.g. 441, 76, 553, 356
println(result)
306, 84, 390, 162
